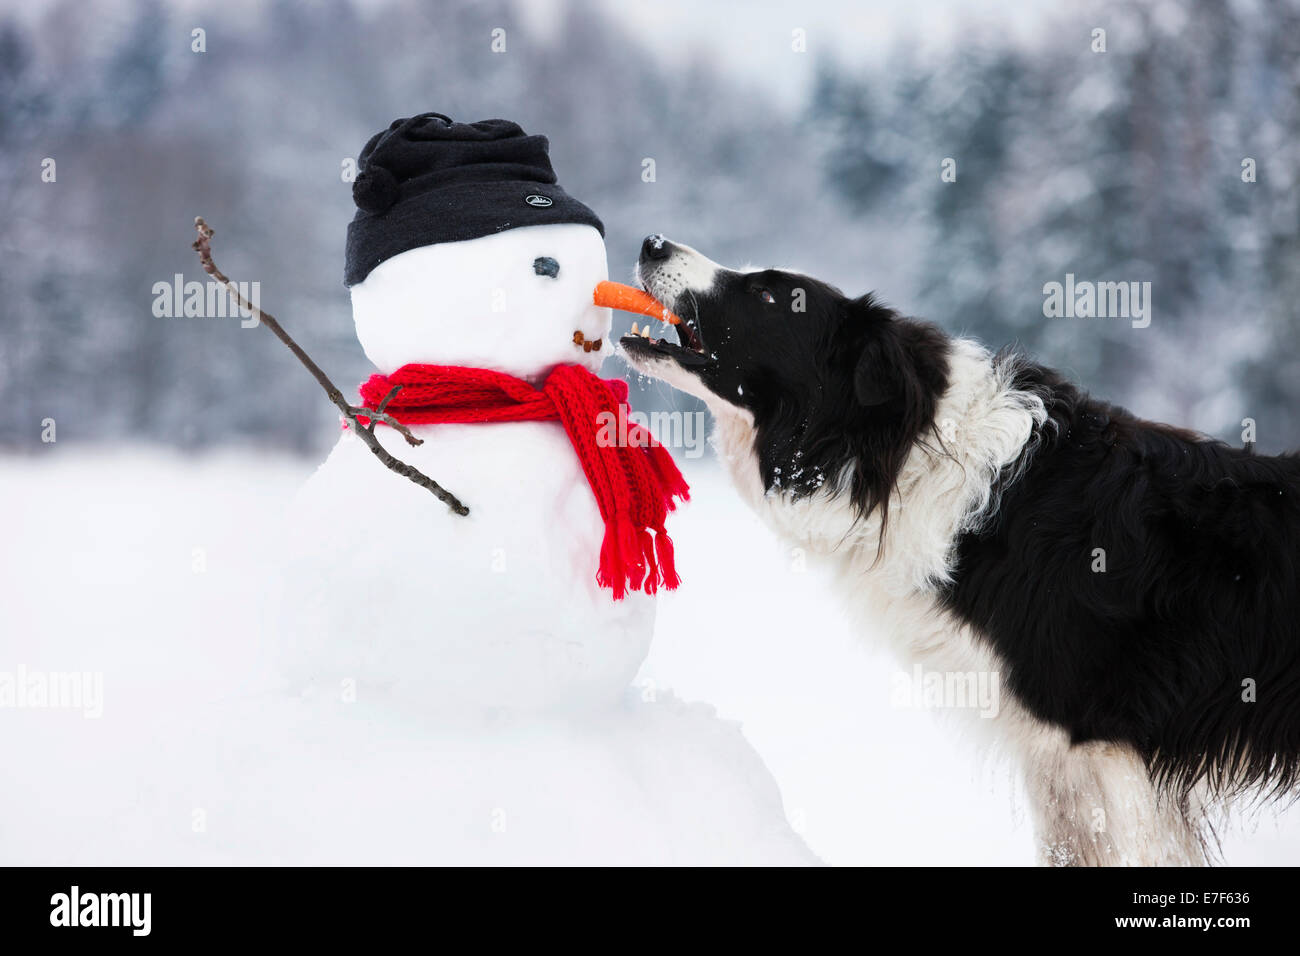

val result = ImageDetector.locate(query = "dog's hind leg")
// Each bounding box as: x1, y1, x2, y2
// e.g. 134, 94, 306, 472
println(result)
1023, 739, 1208, 866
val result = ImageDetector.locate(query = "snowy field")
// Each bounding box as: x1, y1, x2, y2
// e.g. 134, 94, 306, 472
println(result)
2, 447, 1297, 865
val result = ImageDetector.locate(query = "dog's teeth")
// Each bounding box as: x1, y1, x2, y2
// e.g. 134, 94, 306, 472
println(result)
640, 327, 651, 339
631, 322, 639, 335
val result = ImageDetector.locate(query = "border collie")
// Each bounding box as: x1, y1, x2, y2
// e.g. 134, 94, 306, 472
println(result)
620, 234, 1300, 866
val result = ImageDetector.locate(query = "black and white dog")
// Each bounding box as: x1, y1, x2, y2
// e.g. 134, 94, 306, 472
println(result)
621, 235, 1300, 866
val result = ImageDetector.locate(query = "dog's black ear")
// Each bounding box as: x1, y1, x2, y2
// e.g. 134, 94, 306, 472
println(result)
848, 296, 949, 411
853, 335, 901, 407
851, 301, 909, 407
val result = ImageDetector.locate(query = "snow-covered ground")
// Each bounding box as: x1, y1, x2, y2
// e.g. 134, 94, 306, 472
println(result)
1, 447, 1297, 865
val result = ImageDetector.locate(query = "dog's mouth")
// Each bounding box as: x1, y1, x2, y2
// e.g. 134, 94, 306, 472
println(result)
618, 283, 711, 368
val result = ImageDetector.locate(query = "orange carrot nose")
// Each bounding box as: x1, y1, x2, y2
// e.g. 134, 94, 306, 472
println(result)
593, 280, 682, 326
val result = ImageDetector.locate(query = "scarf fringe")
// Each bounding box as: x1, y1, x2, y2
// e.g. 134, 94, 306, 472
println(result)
638, 528, 659, 596
654, 527, 680, 590
596, 519, 683, 598
597, 524, 627, 601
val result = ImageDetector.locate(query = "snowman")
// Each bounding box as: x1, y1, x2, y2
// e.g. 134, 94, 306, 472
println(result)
274, 113, 683, 714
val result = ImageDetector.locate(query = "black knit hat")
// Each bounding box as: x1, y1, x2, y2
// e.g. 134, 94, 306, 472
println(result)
344, 112, 605, 287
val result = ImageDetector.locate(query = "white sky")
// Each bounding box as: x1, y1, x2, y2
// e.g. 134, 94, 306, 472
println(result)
520, 0, 1058, 108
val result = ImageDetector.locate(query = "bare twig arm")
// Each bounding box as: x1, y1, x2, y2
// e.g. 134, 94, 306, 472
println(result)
191, 216, 469, 516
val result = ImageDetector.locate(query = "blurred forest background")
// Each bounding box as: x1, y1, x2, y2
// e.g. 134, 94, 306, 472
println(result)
1, 0, 1298, 454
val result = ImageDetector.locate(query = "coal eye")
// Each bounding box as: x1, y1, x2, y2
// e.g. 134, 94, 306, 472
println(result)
533, 256, 560, 278
756, 288, 776, 304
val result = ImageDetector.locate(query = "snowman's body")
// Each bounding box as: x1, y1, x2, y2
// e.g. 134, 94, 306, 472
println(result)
277, 224, 656, 713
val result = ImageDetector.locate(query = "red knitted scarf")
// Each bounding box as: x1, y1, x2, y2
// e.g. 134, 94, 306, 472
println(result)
357, 363, 689, 599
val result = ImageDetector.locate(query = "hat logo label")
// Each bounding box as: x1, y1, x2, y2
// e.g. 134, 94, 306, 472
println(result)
524, 194, 553, 207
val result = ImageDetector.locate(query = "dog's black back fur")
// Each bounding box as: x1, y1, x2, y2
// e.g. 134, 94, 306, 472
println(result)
941, 360, 1300, 799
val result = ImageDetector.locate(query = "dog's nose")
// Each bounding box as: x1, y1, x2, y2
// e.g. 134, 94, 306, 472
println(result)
641, 234, 672, 261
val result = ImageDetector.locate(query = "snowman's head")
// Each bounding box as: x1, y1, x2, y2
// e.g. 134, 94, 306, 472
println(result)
351, 223, 611, 379
345, 113, 611, 380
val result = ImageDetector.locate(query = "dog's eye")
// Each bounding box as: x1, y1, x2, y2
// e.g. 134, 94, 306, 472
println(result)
755, 288, 776, 304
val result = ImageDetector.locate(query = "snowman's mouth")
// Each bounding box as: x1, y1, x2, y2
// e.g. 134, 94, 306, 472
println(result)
572, 330, 603, 353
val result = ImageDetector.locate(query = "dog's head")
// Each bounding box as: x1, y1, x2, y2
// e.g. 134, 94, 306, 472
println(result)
621, 235, 951, 523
